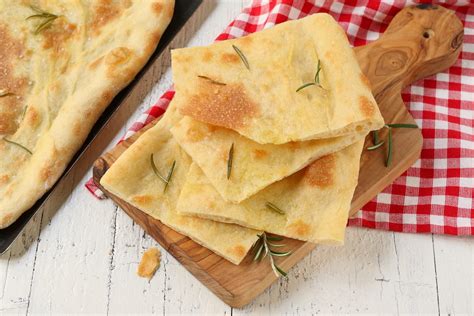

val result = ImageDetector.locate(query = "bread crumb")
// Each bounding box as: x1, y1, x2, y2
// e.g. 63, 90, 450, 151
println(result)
137, 247, 161, 280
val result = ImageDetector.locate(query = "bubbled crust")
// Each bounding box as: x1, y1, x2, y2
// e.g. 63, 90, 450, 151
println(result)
0, 0, 175, 228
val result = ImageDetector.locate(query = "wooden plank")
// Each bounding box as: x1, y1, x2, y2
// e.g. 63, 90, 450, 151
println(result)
434, 234, 473, 314
0, 211, 42, 315
92, 5, 463, 308
235, 229, 439, 314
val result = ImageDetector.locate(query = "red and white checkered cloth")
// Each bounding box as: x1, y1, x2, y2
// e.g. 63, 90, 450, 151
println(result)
86, 0, 474, 236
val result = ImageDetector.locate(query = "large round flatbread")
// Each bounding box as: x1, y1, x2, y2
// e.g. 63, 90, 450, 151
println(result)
0, 0, 175, 228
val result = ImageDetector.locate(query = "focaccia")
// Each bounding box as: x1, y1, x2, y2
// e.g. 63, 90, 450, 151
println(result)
171, 13, 384, 145
171, 115, 366, 202
177, 140, 364, 244
100, 104, 260, 265
0, 0, 175, 228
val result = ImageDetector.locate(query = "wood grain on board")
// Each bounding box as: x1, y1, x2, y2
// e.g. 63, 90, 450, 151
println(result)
93, 5, 463, 308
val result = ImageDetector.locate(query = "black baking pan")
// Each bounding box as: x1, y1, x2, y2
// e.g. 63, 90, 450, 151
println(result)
0, 0, 203, 254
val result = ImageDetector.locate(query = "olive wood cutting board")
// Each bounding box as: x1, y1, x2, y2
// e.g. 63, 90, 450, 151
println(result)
93, 5, 463, 308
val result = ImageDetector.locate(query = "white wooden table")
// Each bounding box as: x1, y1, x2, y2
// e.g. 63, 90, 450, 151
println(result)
1, 1, 472, 314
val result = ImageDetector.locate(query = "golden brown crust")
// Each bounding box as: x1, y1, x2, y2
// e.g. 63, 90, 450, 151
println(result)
287, 220, 311, 238
220, 53, 240, 64
303, 155, 336, 188
0, 0, 175, 228
359, 95, 376, 117
229, 245, 246, 258
252, 149, 268, 159
91, 0, 123, 33
0, 24, 27, 135
132, 195, 154, 207
181, 84, 260, 130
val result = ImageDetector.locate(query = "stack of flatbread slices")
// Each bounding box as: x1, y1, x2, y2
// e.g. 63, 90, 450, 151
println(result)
101, 13, 385, 265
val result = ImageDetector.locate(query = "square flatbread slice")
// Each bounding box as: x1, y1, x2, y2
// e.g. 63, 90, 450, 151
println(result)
171, 13, 384, 145
177, 140, 365, 244
171, 116, 366, 203
100, 105, 260, 265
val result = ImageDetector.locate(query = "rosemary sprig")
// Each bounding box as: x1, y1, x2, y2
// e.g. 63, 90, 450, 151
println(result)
252, 233, 291, 277
368, 123, 418, 167
265, 202, 285, 215
227, 142, 234, 180
3, 138, 32, 155
163, 160, 176, 192
27, 6, 59, 34
296, 60, 324, 92
232, 45, 250, 70
197, 75, 226, 86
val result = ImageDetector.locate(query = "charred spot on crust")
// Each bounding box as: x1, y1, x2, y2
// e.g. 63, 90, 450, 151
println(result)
91, 0, 123, 33
304, 154, 336, 188
287, 220, 311, 237
181, 84, 260, 130
221, 53, 240, 64
0, 24, 28, 135
253, 149, 268, 159
358, 95, 376, 117
229, 244, 246, 258
132, 195, 154, 206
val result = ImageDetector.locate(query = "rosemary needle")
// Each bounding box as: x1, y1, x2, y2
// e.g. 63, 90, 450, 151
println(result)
372, 130, 380, 145
227, 143, 234, 180
163, 160, 176, 192
385, 127, 393, 167
314, 60, 322, 84
296, 82, 316, 92
150, 154, 168, 183
197, 75, 226, 86
232, 45, 250, 70
367, 141, 385, 151
3, 138, 32, 155
385, 123, 418, 129
265, 202, 285, 215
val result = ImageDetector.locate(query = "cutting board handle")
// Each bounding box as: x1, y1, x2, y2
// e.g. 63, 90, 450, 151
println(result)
355, 4, 464, 98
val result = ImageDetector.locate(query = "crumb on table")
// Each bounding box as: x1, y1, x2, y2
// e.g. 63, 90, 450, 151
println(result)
137, 247, 161, 279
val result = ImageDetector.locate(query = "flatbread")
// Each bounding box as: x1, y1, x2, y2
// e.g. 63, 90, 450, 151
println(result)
177, 140, 365, 244
100, 104, 260, 265
0, 0, 175, 228
171, 13, 384, 145
171, 116, 366, 202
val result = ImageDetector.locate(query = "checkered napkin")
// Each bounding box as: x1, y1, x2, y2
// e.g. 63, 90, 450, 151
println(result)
86, 0, 474, 236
